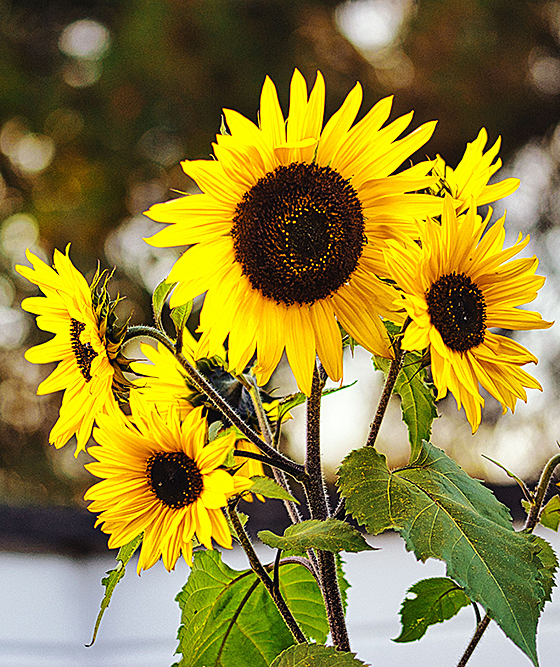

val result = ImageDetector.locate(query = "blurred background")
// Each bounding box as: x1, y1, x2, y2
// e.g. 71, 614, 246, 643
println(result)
2, 0, 560, 542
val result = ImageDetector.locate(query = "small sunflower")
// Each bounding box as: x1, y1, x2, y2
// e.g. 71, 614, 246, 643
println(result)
16, 247, 130, 453
144, 69, 443, 395
384, 197, 553, 432
85, 396, 254, 572
432, 128, 520, 212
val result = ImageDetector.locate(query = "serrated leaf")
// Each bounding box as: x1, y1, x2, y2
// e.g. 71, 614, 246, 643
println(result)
270, 643, 367, 667
175, 550, 328, 666
249, 476, 299, 503
539, 495, 560, 531
87, 534, 142, 646
259, 519, 372, 554
338, 442, 550, 666
532, 535, 558, 609
393, 577, 471, 643
151, 279, 177, 330
336, 554, 351, 615
171, 300, 193, 337
373, 353, 437, 461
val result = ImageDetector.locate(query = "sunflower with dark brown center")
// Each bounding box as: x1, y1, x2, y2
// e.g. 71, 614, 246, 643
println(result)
144, 69, 443, 394
85, 397, 253, 572
16, 247, 123, 452
384, 196, 553, 432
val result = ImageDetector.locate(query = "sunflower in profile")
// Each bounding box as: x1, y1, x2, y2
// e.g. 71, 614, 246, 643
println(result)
16, 247, 130, 453
85, 396, 254, 572
384, 197, 553, 432
144, 69, 443, 394
432, 128, 520, 212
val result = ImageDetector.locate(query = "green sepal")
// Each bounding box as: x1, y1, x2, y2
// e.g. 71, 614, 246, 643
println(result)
338, 442, 555, 666
258, 518, 372, 554
393, 577, 471, 642
171, 300, 193, 338
87, 534, 142, 646
151, 279, 177, 331
174, 549, 328, 666
270, 643, 367, 667
373, 353, 437, 462
249, 475, 299, 503
539, 495, 560, 531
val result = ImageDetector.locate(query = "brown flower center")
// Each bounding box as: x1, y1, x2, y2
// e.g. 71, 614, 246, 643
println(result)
231, 162, 365, 306
70, 318, 98, 382
426, 273, 486, 352
146, 451, 204, 509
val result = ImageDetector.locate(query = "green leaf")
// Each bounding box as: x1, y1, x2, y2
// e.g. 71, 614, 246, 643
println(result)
338, 442, 551, 666
258, 519, 373, 554
151, 279, 177, 330
171, 300, 193, 337
249, 475, 299, 503
87, 534, 142, 646
393, 577, 471, 642
275, 382, 357, 423
270, 643, 367, 667
532, 535, 558, 609
336, 554, 351, 615
482, 454, 532, 499
373, 353, 437, 461
175, 549, 328, 666
539, 495, 560, 531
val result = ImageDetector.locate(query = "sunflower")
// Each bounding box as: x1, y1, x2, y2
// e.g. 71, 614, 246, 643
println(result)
432, 128, 520, 212
85, 396, 254, 572
144, 69, 443, 395
384, 197, 553, 432
16, 247, 129, 453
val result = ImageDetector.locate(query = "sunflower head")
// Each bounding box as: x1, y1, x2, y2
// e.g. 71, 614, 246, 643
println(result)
85, 397, 254, 572
144, 69, 442, 395
16, 247, 133, 452
384, 197, 553, 432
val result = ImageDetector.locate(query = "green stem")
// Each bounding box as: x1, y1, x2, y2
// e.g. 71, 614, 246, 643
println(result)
302, 362, 350, 653
456, 450, 560, 667
227, 503, 307, 644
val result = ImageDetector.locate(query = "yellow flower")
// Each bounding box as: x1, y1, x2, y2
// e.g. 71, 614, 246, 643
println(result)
16, 247, 128, 453
433, 128, 520, 212
384, 197, 553, 432
85, 396, 253, 572
144, 69, 442, 395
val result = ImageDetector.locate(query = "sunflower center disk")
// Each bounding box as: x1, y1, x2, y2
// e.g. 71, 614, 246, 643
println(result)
426, 273, 487, 352
146, 451, 204, 509
70, 318, 97, 382
231, 162, 365, 306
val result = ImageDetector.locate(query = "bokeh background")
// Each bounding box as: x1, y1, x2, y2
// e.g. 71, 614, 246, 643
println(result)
2, 0, 560, 518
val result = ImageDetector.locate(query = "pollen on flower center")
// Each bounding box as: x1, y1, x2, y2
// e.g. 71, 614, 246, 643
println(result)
146, 451, 204, 509
231, 162, 365, 306
426, 273, 487, 352
70, 318, 98, 382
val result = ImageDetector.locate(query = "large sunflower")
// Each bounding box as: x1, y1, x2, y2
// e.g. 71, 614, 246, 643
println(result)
384, 197, 553, 432
85, 396, 253, 572
144, 69, 443, 394
16, 247, 129, 453
432, 128, 520, 212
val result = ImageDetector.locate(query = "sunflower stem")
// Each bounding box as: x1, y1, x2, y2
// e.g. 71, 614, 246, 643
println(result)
246, 375, 303, 525
456, 450, 560, 666
302, 362, 350, 653
227, 503, 307, 644
365, 344, 406, 449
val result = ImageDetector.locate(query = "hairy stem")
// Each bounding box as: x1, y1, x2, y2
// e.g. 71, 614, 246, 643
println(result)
227, 504, 306, 644
302, 362, 350, 653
